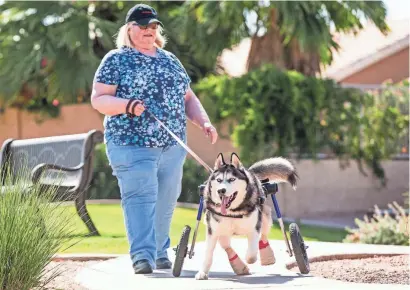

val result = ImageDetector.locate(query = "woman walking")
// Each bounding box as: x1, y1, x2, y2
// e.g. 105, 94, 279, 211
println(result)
91, 3, 218, 274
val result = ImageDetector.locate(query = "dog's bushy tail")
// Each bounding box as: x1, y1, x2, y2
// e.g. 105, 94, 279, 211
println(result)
248, 157, 298, 189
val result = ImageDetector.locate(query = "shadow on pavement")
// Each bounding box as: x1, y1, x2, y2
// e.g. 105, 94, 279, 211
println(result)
148, 270, 310, 285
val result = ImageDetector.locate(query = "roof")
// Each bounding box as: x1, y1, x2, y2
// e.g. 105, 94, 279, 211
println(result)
321, 18, 410, 81
218, 18, 410, 80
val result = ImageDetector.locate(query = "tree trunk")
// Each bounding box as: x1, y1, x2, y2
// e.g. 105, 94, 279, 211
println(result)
247, 8, 321, 76
284, 38, 321, 76
246, 8, 284, 72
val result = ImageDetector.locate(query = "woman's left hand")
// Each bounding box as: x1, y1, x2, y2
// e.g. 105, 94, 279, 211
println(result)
202, 122, 218, 144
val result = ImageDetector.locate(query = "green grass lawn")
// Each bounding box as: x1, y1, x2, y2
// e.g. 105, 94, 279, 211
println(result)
59, 204, 348, 254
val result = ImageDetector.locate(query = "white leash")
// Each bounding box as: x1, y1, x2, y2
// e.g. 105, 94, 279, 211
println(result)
146, 110, 213, 173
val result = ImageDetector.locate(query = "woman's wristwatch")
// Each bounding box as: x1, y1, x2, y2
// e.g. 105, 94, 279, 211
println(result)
125, 99, 142, 117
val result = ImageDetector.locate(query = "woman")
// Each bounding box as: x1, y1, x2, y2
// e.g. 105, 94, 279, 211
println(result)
90, 4, 218, 274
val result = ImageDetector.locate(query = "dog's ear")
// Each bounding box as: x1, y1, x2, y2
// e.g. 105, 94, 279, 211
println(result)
230, 152, 243, 168
214, 153, 226, 170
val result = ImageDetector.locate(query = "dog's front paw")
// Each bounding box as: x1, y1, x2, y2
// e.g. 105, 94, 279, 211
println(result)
195, 271, 209, 280
246, 253, 258, 264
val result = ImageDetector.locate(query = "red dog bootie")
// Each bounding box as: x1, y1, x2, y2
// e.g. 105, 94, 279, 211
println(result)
228, 253, 250, 275
259, 240, 276, 265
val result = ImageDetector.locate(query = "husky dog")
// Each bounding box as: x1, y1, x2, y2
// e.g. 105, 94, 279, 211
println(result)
195, 152, 298, 280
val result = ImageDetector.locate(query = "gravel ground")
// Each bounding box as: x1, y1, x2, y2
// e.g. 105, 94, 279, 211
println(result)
42, 260, 101, 290
292, 254, 410, 285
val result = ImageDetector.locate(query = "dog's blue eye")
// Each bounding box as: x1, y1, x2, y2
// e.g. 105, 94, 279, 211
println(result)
228, 178, 236, 182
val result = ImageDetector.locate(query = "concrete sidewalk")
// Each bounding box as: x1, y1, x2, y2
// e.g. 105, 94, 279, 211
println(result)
75, 238, 409, 290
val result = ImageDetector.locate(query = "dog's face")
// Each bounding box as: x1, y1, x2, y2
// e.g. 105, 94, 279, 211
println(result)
208, 153, 248, 215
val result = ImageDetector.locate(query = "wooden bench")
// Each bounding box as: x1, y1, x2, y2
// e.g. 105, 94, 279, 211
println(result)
0, 129, 104, 236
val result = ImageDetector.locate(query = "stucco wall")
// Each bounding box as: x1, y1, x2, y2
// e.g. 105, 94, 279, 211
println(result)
270, 159, 408, 219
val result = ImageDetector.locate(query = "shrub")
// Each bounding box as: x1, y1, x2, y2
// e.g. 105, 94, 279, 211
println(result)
193, 68, 409, 185
0, 163, 75, 290
343, 202, 409, 246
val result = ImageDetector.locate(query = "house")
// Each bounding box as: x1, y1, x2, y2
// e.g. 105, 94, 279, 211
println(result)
219, 18, 410, 89
321, 18, 409, 89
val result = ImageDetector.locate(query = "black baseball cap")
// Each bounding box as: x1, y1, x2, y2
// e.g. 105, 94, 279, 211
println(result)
125, 4, 163, 27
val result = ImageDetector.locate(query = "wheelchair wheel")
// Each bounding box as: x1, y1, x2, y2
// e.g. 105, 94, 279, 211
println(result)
172, 225, 191, 277
289, 223, 310, 274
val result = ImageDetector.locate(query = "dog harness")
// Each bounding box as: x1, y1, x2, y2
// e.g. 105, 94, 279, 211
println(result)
211, 210, 244, 219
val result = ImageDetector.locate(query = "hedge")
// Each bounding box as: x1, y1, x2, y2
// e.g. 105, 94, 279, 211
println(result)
193, 65, 409, 185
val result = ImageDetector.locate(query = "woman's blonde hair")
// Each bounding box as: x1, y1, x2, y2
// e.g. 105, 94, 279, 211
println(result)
115, 22, 167, 49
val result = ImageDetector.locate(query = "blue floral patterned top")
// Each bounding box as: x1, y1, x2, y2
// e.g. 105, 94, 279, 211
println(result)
94, 46, 191, 147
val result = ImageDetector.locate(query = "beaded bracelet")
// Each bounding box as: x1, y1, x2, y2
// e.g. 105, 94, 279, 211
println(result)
126, 99, 142, 117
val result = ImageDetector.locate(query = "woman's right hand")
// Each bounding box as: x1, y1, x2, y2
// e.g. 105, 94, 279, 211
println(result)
131, 100, 145, 116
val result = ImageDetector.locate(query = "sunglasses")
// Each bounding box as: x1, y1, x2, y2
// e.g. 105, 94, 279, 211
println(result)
132, 22, 159, 30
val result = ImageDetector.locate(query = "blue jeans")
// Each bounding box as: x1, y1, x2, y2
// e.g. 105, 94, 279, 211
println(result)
106, 140, 187, 269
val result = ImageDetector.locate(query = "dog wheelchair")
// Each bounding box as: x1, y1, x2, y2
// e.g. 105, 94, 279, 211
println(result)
172, 179, 310, 277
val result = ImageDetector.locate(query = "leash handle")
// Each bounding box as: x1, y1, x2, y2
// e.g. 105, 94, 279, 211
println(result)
144, 109, 213, 173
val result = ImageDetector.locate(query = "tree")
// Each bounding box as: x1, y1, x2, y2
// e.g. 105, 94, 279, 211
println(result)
177, 1, 389, 76
0, 1, 390, 111
0, 1, 119, 106
0, 1, 213, 110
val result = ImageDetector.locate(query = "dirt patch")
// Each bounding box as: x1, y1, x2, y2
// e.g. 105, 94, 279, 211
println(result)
291, 254, 409, 285
42, 260, 102, 290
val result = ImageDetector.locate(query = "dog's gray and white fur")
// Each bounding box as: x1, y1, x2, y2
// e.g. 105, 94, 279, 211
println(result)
195, 152, 298, 280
